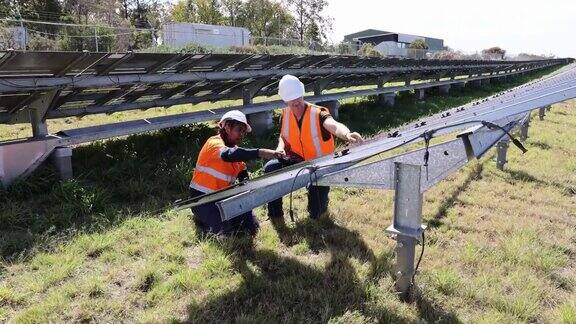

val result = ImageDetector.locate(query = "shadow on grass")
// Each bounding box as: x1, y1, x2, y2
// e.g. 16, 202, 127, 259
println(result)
411, 287, 460, 323
529, 141, 552, 150
0, 67, 559, 261
184, 218, 459, 323
427, 161, 485, 228
503, 169, 575, 197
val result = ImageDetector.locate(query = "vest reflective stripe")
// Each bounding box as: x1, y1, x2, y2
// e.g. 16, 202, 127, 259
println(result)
194, 165, 236, 183
280, 103, 335, 160
309, 106, 322, 157
189, 181, 215, 193
191, 135, 246, 192
282, 109, 290, 139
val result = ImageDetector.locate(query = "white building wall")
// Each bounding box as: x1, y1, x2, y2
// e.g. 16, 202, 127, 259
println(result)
161, 23, 250, 48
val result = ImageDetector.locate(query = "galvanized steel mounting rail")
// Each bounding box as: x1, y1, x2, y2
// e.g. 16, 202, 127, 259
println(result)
176, 62, 576, 299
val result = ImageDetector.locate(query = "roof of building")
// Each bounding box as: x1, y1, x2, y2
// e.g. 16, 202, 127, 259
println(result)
343, 29, 389, 41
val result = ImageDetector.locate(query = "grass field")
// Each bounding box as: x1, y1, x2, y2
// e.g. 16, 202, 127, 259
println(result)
1, 67, 575, 322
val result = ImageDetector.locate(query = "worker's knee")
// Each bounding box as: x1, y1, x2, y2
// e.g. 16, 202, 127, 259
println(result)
264, 159, 283, 173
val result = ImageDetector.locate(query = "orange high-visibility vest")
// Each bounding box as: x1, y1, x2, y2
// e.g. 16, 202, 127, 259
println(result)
190, 135, 247, 193
280, 103, 335, 161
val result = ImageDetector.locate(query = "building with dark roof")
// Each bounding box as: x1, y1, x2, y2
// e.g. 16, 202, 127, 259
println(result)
344, 29, 444, 58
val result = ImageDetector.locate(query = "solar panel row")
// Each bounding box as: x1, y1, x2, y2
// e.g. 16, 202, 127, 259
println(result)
0, 51, 569, 123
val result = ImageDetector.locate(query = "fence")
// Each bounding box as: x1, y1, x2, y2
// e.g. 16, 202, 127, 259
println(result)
0, 18, 338, 55
0, 18, 513, 60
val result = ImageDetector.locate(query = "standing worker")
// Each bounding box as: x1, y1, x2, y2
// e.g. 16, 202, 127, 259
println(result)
264, 75, 364, 220
190, 110, 284, 236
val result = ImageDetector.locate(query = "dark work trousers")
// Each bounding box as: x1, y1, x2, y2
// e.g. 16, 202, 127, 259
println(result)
189, 188, 259, 236
263, 158, 330, 219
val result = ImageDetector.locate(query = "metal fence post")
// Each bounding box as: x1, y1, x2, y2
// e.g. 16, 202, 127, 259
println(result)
386, 162, 426, 300
94, 27, 99, 52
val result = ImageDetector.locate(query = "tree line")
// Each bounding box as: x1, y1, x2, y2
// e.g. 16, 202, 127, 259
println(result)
0, 0, 333, 51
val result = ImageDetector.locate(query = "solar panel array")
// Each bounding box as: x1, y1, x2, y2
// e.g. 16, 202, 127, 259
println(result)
0, 51, 570, 123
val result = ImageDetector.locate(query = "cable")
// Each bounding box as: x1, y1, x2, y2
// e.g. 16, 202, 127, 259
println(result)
480, 120, 527, 153
288, 165, 319, 222
411, 231, 425, 286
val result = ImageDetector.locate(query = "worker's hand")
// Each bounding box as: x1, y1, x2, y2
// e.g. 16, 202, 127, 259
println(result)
274, 148, 287, 159
345, 132, 364, 143
274, 149, 287, 160
258, 148, 282, 160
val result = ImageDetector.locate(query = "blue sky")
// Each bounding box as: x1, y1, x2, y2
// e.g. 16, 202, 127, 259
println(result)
324, 0, 575, 57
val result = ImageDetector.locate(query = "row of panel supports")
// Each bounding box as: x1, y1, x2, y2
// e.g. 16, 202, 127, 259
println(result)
3, 72, 523, 186
390, 108, 550, 300
496, 105, 550, 170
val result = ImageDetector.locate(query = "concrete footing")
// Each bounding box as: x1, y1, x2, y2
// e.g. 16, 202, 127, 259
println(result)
379, 93, 396, 107
416, 89, 425, 100
470, 80, 482, 87
438, 85, 451, 94
452, 82, 465, 90
247, 111, 274, 135
51, 147, 73, 181
318, 100, 340, 120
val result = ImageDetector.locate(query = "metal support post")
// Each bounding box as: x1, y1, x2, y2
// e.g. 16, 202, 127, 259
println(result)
416, 88, 425, 100
538, 107, 546, 120
29, 90, 60, 138
380, 93, 396, 107
243, 87, 273, 135
520, 117, 530, 142
496, 137, 509, 170
439, 84, 451, 94
317, 100, 340, 120
386, 163, 426, 300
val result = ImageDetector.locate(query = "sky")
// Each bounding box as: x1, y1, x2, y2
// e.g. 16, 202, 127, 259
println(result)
323, 0, 575, 58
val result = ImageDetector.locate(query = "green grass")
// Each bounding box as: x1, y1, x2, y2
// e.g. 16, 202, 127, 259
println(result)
1, 67, 575, 322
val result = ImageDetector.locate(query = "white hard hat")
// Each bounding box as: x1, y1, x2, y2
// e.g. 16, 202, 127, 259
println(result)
278, 74, 305, 102
219, 110, 252, 133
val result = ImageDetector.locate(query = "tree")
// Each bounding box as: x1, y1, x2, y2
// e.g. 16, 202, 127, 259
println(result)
305, 19, 320, 44
221, 0, 243, 26
196, 0, 224, 25
171, 0, 197, 22
15, 0, 63, 34
408, 38, 428, 50
238, 0, 293, 40
170, 0, 224, 25
482, 46, 506, 60
287, 0, 332, 43
357, 42, 381, 57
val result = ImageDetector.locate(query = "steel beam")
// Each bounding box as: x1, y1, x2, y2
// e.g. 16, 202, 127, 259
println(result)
387, 163, 425, 300
496, 137, 509, 170
539, 107, 546, 120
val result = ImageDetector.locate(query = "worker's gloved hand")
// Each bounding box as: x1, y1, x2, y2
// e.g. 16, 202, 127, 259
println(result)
345, 132, 364, 143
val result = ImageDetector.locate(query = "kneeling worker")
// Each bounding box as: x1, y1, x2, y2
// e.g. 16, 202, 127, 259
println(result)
190, 110, 284, 235
264, 75, 364, 220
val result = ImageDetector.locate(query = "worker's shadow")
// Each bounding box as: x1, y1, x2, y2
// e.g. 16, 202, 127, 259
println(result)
184, 219, 393, 322
183, 215, 458, 322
